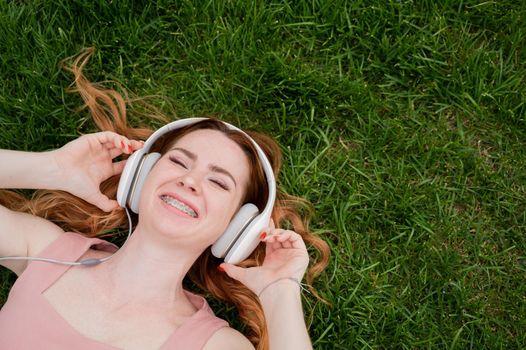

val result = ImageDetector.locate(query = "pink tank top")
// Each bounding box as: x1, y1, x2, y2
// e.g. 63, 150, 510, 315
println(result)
0, 232, 228, 349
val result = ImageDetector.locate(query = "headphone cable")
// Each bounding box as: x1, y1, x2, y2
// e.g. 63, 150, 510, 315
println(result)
0, 207, 133, 266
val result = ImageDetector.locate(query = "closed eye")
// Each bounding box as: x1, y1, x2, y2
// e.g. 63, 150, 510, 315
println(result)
210, 179, 229, 191
169, 156, 187, 169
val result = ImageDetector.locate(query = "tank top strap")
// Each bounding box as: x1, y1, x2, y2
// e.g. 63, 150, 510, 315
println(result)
162, 291, 229, 349
10, 232, 118, 296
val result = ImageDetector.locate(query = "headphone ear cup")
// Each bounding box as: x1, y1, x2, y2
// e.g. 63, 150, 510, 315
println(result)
211, 203, 259, 258
117, 150, 144, 209
224, 212, 269, 264
128, 152, 161, 213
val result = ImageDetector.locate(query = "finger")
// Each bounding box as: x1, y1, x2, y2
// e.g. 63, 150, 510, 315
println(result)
112, 159, 127, 176
92, 131, 124, 146
105, 199, 121, 211
261, 231, 281, 253
264, 237, 282, 255
274, 233, 293, 249
87, 192, 119, 212
104, 134, 134, 154
265, 228, 288, 239
97, 142, 121, 158
108, 147, 124, 159
262, 227, 279, 236
273, 231, 293, 248
218, 263, 245, 282
264, 239, 275, 255
260, 231, 277, 255
261, 229, 284, 243
275, 230, 293, 242
269, 238, 286, 253
101, 141, 117, 148
262, 222, 282, 236
84, 132, 132, 155
130, 140, 144, 151
288, 232, 307, 250
118, 138, 133, 154
261, 228, 296, 252
264, 229, 306, 250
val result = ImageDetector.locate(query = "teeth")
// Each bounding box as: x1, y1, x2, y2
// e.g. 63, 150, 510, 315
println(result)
161, 195, 197, 218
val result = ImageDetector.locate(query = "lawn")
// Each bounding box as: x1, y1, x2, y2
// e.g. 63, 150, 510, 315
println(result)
1, 0, 525, 349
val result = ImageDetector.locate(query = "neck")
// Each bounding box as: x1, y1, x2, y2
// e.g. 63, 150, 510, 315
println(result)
93, 225, 202, 310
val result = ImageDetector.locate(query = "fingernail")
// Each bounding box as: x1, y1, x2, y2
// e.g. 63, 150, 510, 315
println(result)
259, 232, 267, 240
217, 265, 225, 273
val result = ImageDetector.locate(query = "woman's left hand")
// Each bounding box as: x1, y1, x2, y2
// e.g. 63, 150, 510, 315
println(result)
219, 219, 309, 297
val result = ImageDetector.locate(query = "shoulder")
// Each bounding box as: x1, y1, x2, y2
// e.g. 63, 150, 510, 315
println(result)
0, 205, 63, 275
202, 326, 255, 350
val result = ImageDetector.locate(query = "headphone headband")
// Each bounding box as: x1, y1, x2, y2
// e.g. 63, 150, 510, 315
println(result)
116, 118, 277, 263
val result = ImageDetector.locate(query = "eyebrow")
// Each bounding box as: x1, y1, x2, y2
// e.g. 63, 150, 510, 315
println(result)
171, 147, 237, 187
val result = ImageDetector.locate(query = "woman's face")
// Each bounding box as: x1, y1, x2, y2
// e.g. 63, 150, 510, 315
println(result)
138, 129, 251, 250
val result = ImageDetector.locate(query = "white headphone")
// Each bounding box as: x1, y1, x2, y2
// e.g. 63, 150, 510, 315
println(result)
116, 118, 276, 264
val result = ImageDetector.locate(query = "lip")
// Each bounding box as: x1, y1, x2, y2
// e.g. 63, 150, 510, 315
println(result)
159, 192, 200, 218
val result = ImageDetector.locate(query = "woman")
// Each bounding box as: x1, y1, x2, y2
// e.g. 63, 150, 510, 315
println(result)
0, 49, 330, 349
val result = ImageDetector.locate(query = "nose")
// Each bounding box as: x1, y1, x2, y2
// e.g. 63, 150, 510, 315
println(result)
176, 173, 201, 194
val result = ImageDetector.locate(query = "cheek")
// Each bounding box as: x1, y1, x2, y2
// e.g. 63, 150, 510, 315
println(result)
205, 196, 241, 236
211, 198, 238, 221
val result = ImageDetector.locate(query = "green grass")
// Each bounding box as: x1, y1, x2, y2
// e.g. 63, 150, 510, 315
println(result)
1, 0, 526, 348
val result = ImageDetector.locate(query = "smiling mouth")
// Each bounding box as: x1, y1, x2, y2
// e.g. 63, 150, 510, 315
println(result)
160, 195, 198, 218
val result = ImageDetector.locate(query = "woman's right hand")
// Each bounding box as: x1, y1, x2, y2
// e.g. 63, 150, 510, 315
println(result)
51, 131, 143, 212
